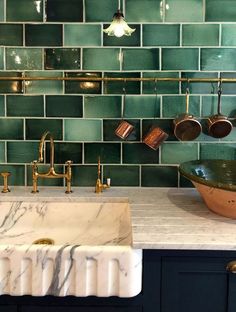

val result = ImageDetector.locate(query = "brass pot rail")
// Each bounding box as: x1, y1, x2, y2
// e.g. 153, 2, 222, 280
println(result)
1, 77, 236, 82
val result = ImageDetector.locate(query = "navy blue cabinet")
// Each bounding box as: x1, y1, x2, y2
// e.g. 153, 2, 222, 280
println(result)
1, 250, 236, 312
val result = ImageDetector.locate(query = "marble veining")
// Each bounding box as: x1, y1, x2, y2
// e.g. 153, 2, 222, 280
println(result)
0, 197, 142, 297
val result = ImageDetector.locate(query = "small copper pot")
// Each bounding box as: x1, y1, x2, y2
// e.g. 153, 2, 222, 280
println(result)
115, 120, 134, 139
207, 89, 232, 138
174, 91, 202, 141
143, 126, 168, 150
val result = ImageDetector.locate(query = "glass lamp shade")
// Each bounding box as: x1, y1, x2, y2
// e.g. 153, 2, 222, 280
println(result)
103, 10, 135, 38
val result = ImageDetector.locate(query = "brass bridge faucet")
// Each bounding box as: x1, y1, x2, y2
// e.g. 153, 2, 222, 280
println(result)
31, 131, 72, 194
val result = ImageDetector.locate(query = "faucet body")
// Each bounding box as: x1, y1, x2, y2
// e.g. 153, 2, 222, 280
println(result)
95, 157, 110, 193
32, 131, 72, 194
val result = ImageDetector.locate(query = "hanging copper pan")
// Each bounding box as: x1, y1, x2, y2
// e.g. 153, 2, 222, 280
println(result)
207, 87, 232, 138
173, 89, 202, 141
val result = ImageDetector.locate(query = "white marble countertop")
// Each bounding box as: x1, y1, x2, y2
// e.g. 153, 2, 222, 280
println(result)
1, 186, 236, 251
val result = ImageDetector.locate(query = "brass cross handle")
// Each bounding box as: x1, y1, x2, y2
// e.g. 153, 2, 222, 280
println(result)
0, 172, 11, 193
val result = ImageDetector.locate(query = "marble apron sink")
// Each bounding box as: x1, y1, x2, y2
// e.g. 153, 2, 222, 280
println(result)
0, 201, 142, 297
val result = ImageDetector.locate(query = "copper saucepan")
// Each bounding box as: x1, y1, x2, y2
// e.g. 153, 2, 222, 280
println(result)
207, 87, 232, 138
174, 89, 202, 141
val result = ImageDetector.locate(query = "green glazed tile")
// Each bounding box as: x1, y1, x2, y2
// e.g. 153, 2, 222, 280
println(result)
0, 95, 4, 116
6, 0, 43, 22
83, 48, 120, 70
7, 95, 44, 117
200, 143, 236, 160
162, 48, 199, 70
85, 0, 123, 22
64, 119, 102, 141
0, 48, 4, 69
103, 25, 140, 47
162, 96, 200, 117
141, 166, 178, 187
84, 143, 121, 164
46, 95, 82, 117
104, 72, 140, 94
46, 0, 83, 22
222, 25, 236, 46
25, 71, 63, 94
123, 48, 159, 70
123, 143, 159, 164
45, 48, 80, 70
0, 142, 5, 162
0, 24, 23, 46
182, 24, 219, 46
84, 96, 121, 118
181, 72, 218, 94
103, 119, 140, 142
46, 142, 82, 164
103, 165, 140, 186
25, 24, 62, 46
201, 48, 236, 71
71, 165, 97, 186
202, 96, 236, 118
126, 0, 162, 22
142, 119, 177, 141
65, 72, 101, 94
0, 72, 23, 94
0, 119, 23, 139
206, 0, 236, 21
64, 25, 101, 47
161, 142, 198, 164
0, 165, 25, 186
220, 73, 236, 94
143, 24, 180, 46
165, 0, 203, 22
26, 119, 62, 140
7, 141, 38, 163
6, 48, 42, 70
0, 0, 4, 21
124, 95, 160, 118
27, 164, 64, 187
143, 72, 179, 94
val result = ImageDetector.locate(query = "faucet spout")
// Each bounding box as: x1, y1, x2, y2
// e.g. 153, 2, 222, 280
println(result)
38, 131, 55, 168
31, 131, 73, 194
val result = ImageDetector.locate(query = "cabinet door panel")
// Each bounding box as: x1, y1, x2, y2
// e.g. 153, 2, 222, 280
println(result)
21, 306, 141, 312
228, 274, 236, 312
0, 306, 17, 312
162, 257, 229, 312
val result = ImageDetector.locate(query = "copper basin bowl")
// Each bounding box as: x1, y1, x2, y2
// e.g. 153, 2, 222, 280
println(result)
179, 160, 236, 218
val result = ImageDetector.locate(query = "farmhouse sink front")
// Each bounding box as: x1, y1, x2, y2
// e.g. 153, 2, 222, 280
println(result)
0, 201, 142, 298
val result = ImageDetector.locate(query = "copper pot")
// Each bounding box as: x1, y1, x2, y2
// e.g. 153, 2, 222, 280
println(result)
115, 120, 134, 139
174, 90, 202, 141
207, 88, 232, 138
143, 126, 168, 150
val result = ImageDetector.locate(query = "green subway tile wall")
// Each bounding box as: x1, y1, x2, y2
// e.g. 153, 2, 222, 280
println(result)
0, 0, 235, 187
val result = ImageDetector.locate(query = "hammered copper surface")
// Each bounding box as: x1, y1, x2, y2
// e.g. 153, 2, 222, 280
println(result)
143, 126, 168, 150
115, 120, 134, 139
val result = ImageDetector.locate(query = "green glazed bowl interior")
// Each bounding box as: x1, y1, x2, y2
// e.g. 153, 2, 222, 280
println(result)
179, 160, 236, 192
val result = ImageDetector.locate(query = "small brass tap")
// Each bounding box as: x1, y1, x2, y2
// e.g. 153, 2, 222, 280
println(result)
0, 172, 11, 193
31, 131, 73, 194
95, 157, 110, 194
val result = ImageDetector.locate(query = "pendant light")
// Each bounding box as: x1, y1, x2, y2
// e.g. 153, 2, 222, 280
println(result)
103, 0, 135, 38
